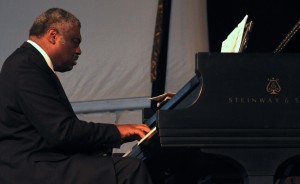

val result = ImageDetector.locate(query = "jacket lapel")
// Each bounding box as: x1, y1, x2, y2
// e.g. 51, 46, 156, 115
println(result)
20, 42, 75, 115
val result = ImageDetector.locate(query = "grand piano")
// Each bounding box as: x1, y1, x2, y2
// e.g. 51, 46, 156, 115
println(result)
125, 53, 300, 184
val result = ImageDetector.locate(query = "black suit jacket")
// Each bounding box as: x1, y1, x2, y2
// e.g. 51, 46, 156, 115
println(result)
0, 42, 121, 184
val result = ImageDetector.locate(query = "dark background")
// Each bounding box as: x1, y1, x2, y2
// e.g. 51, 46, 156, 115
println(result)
207, 0, 299, 53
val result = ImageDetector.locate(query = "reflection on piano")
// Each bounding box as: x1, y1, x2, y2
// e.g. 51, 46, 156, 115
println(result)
125, 53, 300, 184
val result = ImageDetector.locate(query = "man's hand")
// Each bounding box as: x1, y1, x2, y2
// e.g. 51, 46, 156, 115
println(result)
116, 124, 151, 143
149, 92, 176, 107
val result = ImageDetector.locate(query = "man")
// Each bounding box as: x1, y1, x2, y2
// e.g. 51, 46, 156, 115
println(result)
0, 8, 153, 184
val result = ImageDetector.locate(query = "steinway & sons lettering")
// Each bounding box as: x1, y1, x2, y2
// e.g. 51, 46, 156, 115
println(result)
228, 97, 300, 104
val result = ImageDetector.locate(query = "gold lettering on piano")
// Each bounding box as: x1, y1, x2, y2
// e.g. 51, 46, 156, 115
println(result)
228, 97, 300, 104
266, 78, 281, 95
227, 77, 300, 104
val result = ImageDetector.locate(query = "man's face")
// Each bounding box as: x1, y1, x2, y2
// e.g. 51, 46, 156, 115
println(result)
53, 25, 82, 72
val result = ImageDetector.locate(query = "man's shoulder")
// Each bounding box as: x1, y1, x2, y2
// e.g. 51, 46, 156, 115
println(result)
2, 42, 45, 71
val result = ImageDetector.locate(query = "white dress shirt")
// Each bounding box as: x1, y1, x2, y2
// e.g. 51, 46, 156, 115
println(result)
27, 40, 55, 73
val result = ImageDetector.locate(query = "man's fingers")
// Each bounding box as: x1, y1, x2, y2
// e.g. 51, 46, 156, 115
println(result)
135, 124, 151, 133
131, 125, 149, 139
136, 129, 147, 139
116, 124, 151, 141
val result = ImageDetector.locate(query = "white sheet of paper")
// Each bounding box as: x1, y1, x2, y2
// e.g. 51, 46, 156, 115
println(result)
221, 15, 248, 53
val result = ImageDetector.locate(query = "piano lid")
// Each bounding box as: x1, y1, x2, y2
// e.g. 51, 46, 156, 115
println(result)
158, 53, 300, 130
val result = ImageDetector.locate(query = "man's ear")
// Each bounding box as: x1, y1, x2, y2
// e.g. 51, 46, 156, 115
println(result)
47, 28, 58, 44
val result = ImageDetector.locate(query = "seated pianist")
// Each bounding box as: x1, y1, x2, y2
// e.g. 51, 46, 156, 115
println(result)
0, 8, 154, 184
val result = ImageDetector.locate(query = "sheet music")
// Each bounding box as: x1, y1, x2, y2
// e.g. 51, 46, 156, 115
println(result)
221, 15, 248, 53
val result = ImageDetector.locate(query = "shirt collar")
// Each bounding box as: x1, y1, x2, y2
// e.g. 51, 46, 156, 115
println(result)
27, 40, 55, 73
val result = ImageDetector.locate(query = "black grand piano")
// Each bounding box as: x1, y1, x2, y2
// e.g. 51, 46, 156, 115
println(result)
125, 53, 300, 184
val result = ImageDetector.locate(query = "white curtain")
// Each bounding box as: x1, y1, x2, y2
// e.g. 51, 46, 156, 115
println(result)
0, 0, 208, 103
166, 0, 209, 92
0, 0, 157, 102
